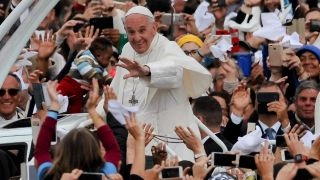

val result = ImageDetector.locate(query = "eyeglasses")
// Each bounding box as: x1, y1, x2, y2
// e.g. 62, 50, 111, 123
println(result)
0, 88, 20, 97
184, 49, 198, 56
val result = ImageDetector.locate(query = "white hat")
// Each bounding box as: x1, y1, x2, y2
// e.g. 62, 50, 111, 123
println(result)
125, 6, 154, 19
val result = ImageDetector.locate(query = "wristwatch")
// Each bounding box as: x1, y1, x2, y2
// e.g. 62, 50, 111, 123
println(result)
294, 154, 308, 163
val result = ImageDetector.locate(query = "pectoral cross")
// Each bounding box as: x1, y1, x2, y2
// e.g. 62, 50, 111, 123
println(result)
129, 94, 138, 106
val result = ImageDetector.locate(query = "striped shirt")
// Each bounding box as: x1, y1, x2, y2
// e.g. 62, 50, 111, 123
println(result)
68, 50, 108, 83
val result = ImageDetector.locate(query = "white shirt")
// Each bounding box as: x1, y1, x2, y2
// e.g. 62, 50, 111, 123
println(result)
258, 120, 281, 138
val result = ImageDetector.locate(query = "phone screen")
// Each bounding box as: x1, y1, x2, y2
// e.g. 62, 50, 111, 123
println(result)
238, 155, 257, 169
32, 83, 45, 110
213, 153, 236, 167
79, 173, 103, 180
257, 92, 279, 114
161, 167, 181, 178
276, 135, 287, 147
295, 169, 313, 179
89, 17, 113, 31
281, 149, 293, 161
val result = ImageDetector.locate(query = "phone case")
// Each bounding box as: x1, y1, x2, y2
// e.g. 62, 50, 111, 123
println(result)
276, 135, 287, 147
159, 166, 183, 178
268, 44, 283, 67
281, 149, 293, 161
42, 83, 51, 108
89, 17, 113, 30
238, 155, 257, 169
212, 153, 237, 167
161, 13, 184, 25
32, 83, 45, 110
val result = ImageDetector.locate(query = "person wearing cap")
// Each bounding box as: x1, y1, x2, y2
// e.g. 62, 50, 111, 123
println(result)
96, 6, 212, 162
177, 34, 220, 63
296, 45, 320, 81
177, 34, 205, 63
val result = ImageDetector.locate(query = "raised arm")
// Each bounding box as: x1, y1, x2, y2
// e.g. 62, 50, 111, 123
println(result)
35, 80, 60, 168
87, 78, 121, 166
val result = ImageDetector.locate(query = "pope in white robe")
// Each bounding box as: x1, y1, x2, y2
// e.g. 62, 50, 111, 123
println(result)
96, 6, 212, 162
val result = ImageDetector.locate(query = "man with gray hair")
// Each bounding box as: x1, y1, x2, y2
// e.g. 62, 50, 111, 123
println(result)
289, 80, 320, 133
97, 6, 212, 162
0, 73, 26, 125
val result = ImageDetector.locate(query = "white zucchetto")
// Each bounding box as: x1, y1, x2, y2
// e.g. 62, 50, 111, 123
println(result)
125, 6, 154, 19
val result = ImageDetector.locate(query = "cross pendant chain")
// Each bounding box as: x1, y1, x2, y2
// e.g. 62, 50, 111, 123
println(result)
129, 94, 138, 106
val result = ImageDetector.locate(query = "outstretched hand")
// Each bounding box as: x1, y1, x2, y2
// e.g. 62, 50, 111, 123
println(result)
47, 80, 60, 111
174, 126, 204, 154
103, 85, 117, 113
125, 113, 144, 141
86, 78, 100, 111
117, 57, 150, 79
30, 31, 57, 59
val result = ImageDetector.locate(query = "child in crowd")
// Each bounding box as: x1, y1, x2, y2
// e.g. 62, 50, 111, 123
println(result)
57, 36, 113, 113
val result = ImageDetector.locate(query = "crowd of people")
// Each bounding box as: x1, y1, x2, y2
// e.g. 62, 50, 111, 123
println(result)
0, 0, 320, 179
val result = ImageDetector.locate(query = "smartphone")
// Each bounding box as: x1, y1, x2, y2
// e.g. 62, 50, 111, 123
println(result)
89, 17, 113, 31
295, 168, 313, 179
32, 83, 45, 110
256, 92, 279, 114
276, 135, 287, 147
281, 149, 293, 161
212, 152, 237, 167
161, 13, 185, 25
32, 83, 51, 109
42, 83, 51, 108
310, 20, 320, 32
212, 35, 232, 45
79, 172, 103, 180
247, 122, 256, 134
268, 44, 283, 67
73, 22, 86, 32
238, 155, 257, 169
159, 166, 183, 179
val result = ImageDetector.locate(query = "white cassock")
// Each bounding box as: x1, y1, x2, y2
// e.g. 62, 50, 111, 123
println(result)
97, 33, 212, 161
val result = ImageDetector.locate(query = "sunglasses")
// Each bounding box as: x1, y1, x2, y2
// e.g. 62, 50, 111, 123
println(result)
0, 88, 20, 97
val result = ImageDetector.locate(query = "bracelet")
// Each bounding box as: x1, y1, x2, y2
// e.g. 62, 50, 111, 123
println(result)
194, 152, 206, 159
197, 50, 204, 58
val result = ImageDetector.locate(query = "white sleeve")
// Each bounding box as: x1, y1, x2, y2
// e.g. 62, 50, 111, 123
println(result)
140, 60, 183, 89
230, 112, 243, 125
